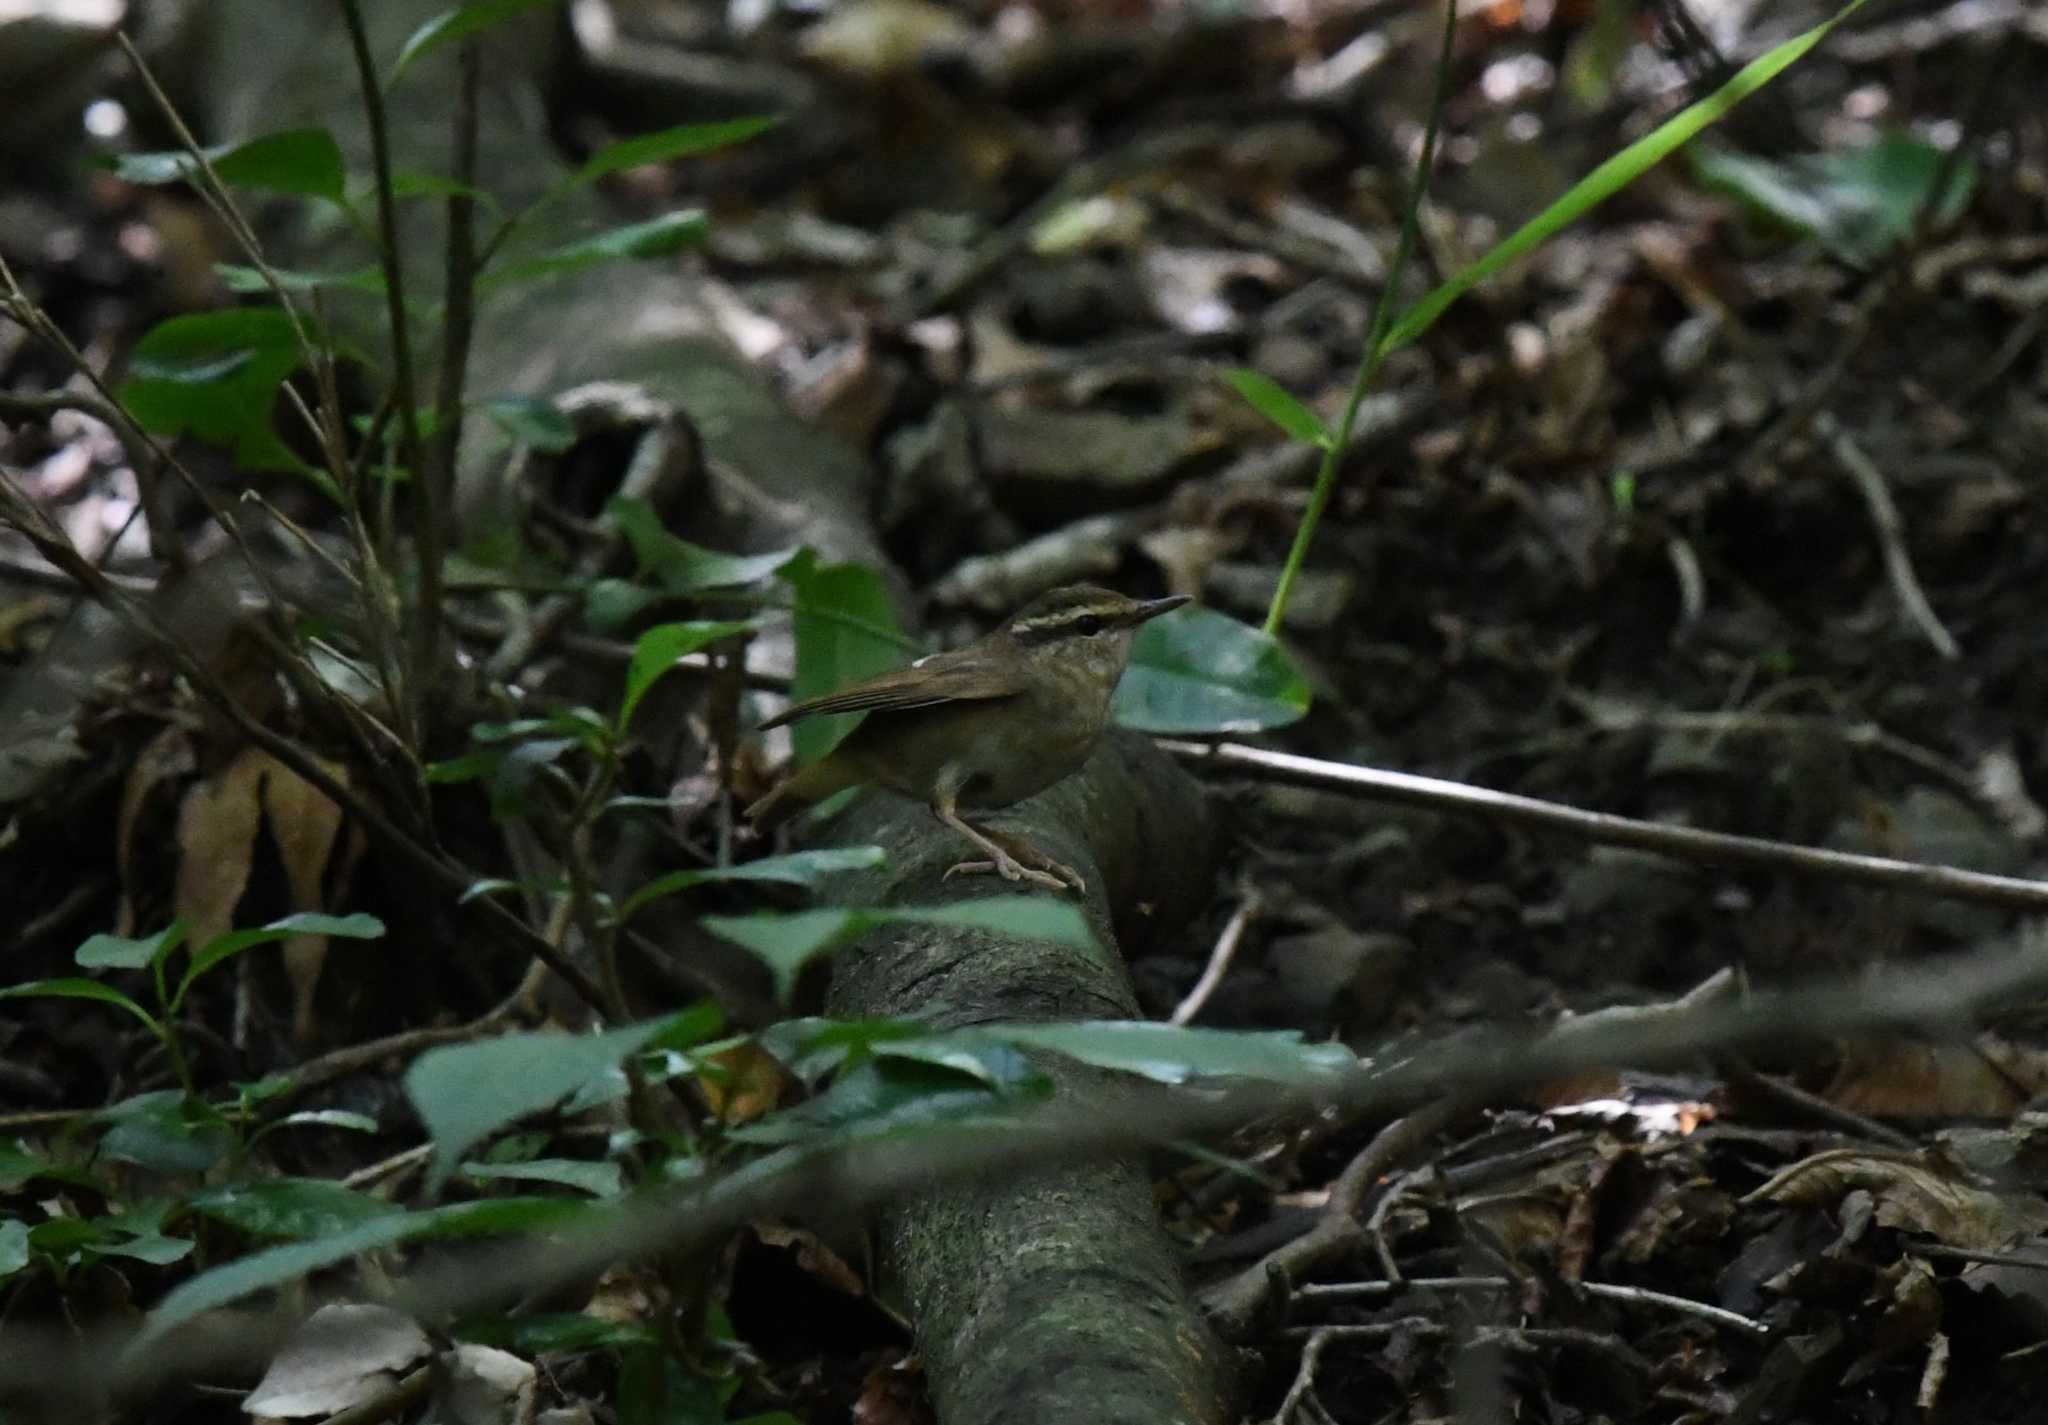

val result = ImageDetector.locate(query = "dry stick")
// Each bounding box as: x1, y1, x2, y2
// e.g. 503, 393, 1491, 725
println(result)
1202, 1097, 1468, 1337
1172, 892, 1260, 1025
1294, 1276, 1768, 1339
1271, 1326, 1337, 1425
1161, 740, 2048, 915
1817, 411, 1959, 660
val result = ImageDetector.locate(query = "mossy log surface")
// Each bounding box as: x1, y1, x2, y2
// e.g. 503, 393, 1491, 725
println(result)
817, 732, 1231, 1425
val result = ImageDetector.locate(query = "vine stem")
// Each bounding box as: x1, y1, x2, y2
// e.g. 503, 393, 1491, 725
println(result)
1263, 0, 1458, 638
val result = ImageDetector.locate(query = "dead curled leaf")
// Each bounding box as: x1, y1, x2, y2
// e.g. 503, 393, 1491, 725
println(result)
1744, 1148, 2048, 1251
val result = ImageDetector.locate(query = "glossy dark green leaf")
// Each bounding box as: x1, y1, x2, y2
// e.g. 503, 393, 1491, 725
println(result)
620, 620, 757, 733
573, 117, 783, 184
188, 1179, 404, 1239
1222, 368, 1332, 447
1113, 604, 1310, 733
619, 847, 886, 923
0, 977, 158, 1033
459, 1157, 623, 1197
965, 1021, 1355, 1085
112, 127, 347, 203
727, 1057, 1034, 1147
118, 309, 306, 471
701, 897, 1095, 1000
389, 0, 559, 84
74, 924, 184, 971
217, 262, 386, 296
97, 1092, 231, 1174
609, 497, 797, 595
455, 1311, 658, 1353
0, 1218, 28, 1282
781, 554, 912, 764
130, 1199, 577, 1352
486, 210, 708, 287
1690, 129, 1976, 267
178, 913, 385, 1008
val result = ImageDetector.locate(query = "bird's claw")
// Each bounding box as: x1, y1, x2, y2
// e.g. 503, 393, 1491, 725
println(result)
943, 855, 1078, 895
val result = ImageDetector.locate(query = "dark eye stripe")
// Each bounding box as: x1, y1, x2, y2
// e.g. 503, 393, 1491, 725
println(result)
1010, 609, 1118, 644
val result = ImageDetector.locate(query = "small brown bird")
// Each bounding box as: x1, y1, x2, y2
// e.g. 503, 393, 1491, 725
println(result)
746, 584, 1191, 893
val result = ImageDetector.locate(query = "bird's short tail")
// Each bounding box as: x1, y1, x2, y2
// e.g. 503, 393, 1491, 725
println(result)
745, 755, 861, 830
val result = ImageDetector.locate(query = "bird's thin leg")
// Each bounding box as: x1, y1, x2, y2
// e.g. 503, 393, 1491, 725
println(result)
931, 793, 1074, 895
968, 822, 1087, 895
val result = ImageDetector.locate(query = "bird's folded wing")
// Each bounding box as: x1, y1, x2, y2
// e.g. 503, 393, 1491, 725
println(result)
759, 652, 1023, 728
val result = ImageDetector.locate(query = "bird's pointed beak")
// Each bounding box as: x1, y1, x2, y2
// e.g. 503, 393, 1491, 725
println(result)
1130, 594, 1193, 626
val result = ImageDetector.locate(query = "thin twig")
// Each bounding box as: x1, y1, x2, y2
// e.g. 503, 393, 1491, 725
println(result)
1816, 412, 1959, 659
1294, 1276, 1770, 1338
1162, 740, 2048, 915
1171, 893, 1259, 1025
1272, 1326, 1336, 1425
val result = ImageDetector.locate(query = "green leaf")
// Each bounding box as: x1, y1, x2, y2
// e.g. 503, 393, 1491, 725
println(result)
1113, 604, 1309, 734
572, 117, 783, 184
0, 1218, 29, 1283
481, 394, 578, 452
0, 977, 158, 1034
74, 924, 185, 971
619, 620, 757, 734
388, 169, 503, 213
485, 210, 708, 287
701, 897, 1096, 1000
619, 847, 887, 923
97, 1091, 231, 1174
609, 497, 798, 595
1222, 368, 1332, 447
459, 1157, 623, 1197
176, 913, 385, 1010
389, 0, 560, 85
118, 308, 307, 471
728, 1057, 1039, 1147
405, 1013, 701, 1185
782, 554, 912, 764
112, 127, 347, 204
966, 1021, 1355, 1085
216, 262, 386, 296
1690, 129, 1976, 267
188, 1179, 404, 1239
455, 1311, 658, 1353
1382, 0, 1879, 352
130, 1199, 579, 1353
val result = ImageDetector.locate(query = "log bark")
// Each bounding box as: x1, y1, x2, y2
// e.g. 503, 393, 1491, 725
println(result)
819, 732, 1232, 1425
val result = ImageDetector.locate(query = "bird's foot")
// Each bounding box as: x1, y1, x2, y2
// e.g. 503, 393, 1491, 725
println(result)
942, 854, 1074, 894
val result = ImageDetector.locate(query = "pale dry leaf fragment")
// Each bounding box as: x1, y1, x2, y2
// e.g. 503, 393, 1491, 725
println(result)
174, 745, 268, 951
436, 1344, 537, 1425
243, 1303, 431, 1418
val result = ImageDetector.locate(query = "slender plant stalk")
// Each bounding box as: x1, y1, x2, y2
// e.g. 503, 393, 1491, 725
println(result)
337, 0, 429, 742
420, 38, 484, 709
1262, 0, 1458, 639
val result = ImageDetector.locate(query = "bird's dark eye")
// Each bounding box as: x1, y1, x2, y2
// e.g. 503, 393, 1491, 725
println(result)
1076, 615, 1104, 637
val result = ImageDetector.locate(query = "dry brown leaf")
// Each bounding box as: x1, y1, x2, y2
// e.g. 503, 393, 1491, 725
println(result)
698, 1041, 795, 1125
755, 1220, 868, 1296
1745, 1149, 2048, 1250
1824, 1036, 2048, 1119
173, 745, 267, 950
260, 753, 349, 1042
